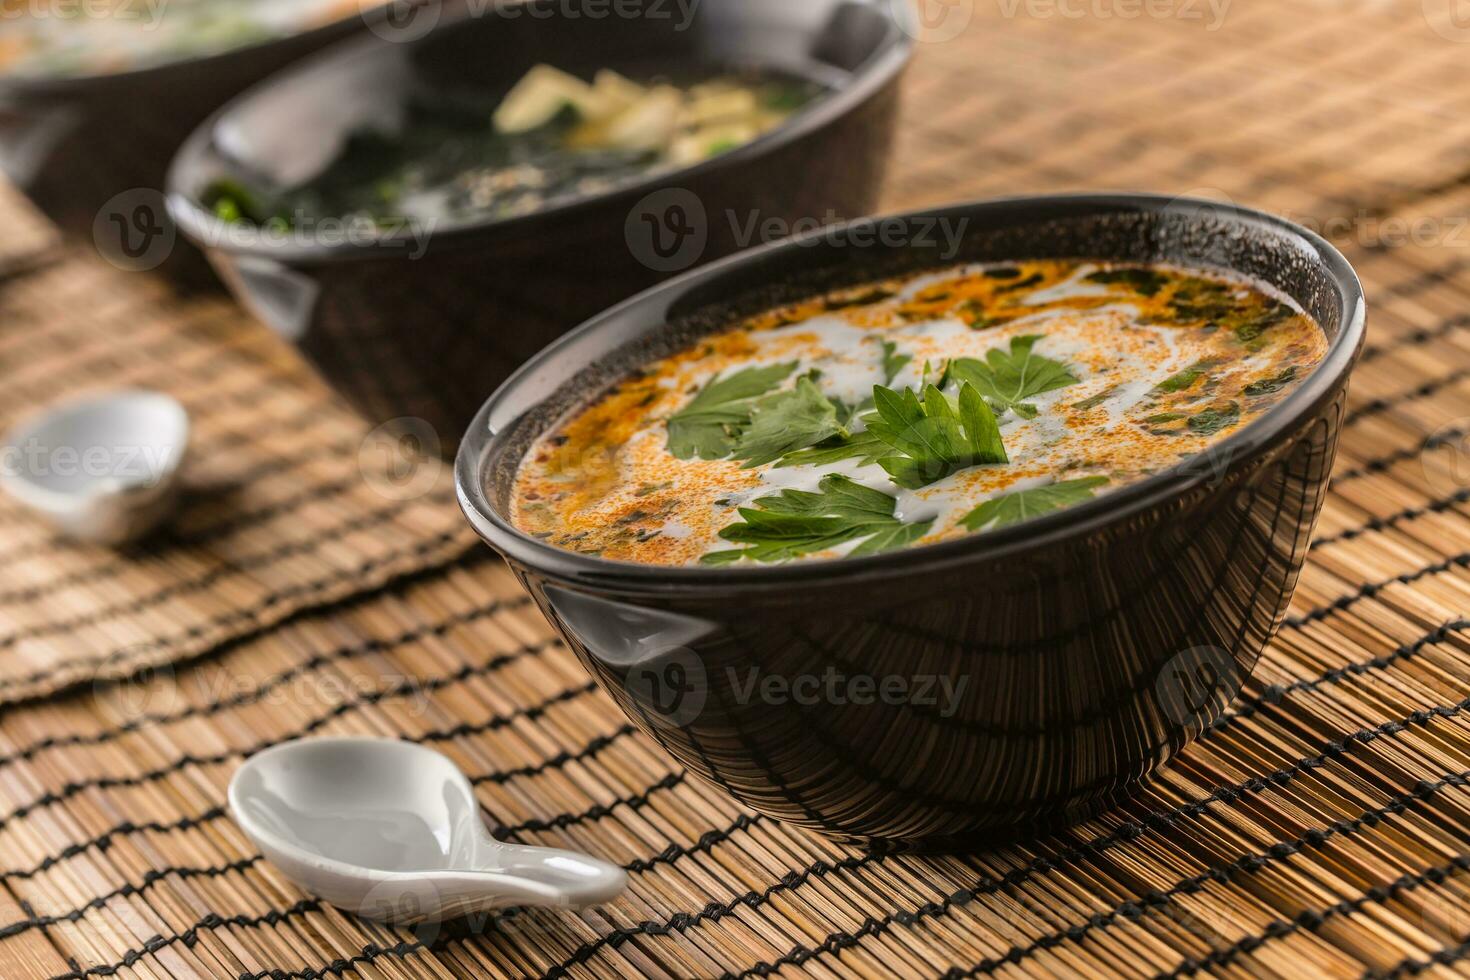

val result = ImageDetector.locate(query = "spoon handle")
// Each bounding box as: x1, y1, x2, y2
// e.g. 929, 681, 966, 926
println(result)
473, 840, 627, 909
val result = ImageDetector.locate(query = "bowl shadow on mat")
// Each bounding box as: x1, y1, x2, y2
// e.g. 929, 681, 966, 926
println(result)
457, 194, 1366, 843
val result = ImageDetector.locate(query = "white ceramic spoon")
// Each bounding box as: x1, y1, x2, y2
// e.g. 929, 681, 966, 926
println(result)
229, 737, 627, 924
0, 389, 189, 545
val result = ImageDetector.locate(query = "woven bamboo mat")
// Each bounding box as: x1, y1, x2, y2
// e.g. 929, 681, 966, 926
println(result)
4, 1, 1470, 977
0, 256, 474, 705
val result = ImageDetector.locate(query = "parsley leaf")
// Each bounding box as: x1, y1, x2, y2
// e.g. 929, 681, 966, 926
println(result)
1187, 402, 1240, 435
866, 382, 1007, 489
1073, 385, 1117, 411
731, 376, 846, 468
961, 476, 1110, 532
881, 340, 912, 386
666, 362, 796, 460
1154, 360, 1215, 394
950, 335, 1080, 419
1232, 303, 1292, 346
775, 428, 890, 468
702, 474, 933, 564
1243, 366, 1297, 396
1085, 267, 1169, 297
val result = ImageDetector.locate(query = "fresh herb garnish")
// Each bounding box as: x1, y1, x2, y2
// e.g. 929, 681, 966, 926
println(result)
775, 429, 889, 468
666, 362, 796, 460
1243, 366, 1298, 396
881, 340, 912, 386
950, 335, 1080, 419
1165, 277, 1235, 322
1145, 413, 1186, 425
865, 382, 1007, 489
960, 476, 1110, 532
1233, 303, 1292, 346
1154, 360, 1214, 394
1086, 267, 1170, 297
1073, 386, 1117, 411
731, 377, 847, 468
1187, 402, 1241, 436
997, 272, 1045, 293
701, 474, 933, 565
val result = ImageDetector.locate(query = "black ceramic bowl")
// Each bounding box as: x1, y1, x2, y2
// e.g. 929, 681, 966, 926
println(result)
0, 1, 419, 284
455, 193, 1366, 843
166, 0, 914, 446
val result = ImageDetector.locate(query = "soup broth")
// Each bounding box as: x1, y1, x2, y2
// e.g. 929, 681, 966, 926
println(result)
203, 64, 820, 230
511, 260, 1329, 567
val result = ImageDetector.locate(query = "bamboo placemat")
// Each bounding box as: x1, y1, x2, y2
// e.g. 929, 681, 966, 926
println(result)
0, 257, 474, 705
4, 1, 1470, 977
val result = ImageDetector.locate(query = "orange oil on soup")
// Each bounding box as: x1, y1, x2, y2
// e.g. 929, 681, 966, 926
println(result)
511, 260, 1329, 567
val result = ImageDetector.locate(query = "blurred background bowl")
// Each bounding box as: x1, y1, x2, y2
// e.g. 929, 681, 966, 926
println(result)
0, 0, 429, 285
167, 0, 915, 448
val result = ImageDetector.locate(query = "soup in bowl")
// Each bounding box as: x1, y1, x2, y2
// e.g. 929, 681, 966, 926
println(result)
456, 195, 1365, 842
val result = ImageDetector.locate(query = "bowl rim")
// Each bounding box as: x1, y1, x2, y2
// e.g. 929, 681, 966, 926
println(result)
163, 0, 916, 265
0, 0, 398, 91
454, 192, 1366, 594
